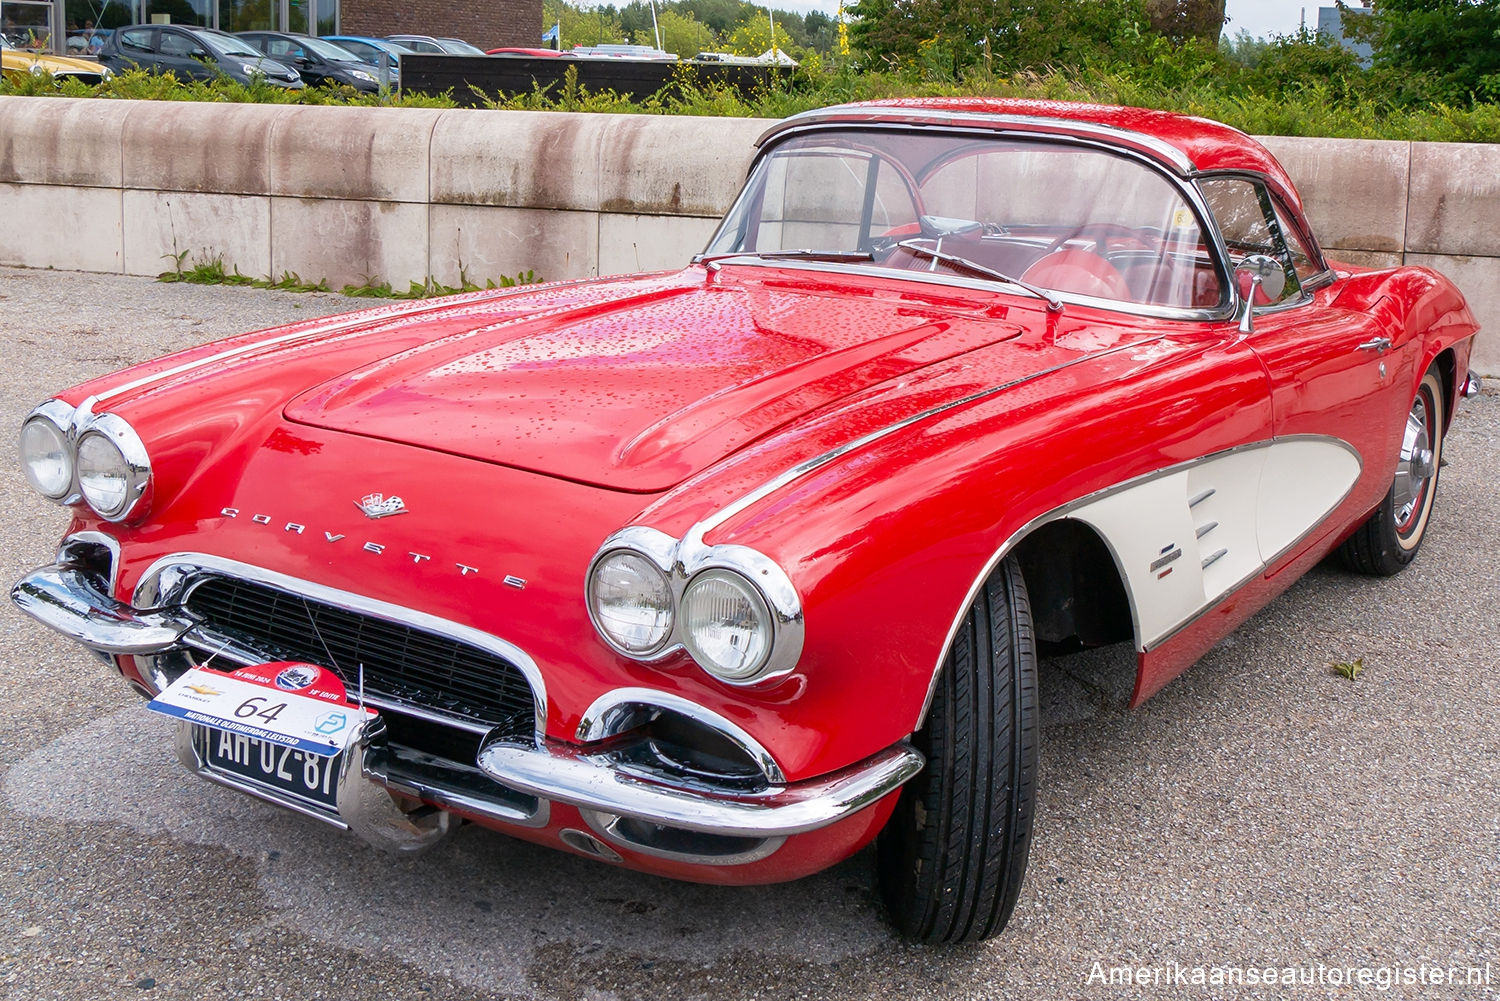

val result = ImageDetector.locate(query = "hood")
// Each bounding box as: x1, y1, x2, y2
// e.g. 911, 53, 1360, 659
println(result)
2, 50, 109, 76
284, 271, 1031, 492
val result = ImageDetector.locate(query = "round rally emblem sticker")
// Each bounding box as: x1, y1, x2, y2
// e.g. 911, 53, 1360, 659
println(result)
274, 664, 320, 691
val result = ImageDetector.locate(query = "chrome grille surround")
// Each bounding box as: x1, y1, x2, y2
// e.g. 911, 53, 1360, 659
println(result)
132, 553, 546, 741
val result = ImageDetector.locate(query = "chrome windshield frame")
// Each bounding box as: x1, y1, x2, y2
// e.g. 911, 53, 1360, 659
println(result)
699, 122, 1241, 325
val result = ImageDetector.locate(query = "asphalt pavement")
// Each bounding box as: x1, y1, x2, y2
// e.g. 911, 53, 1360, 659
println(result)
0, 265, 1496, 1000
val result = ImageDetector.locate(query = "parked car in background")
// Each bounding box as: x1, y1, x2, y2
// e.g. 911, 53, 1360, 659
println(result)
323, 35, 411, 84
98, 24, 302, 88
1, 34, 112, 84
487, 47, 566, 57
11, 98, 1482, 945
386, 34, 485, 55
236, 31, 385, 92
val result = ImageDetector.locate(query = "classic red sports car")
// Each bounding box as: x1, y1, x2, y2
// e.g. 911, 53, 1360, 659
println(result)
12, 98, 1483, 943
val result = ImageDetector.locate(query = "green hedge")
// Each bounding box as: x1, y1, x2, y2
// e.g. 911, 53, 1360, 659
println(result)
6, 62, 1500, 143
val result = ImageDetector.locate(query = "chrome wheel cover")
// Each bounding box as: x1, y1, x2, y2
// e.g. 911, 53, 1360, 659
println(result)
1392, 392, 1435, 537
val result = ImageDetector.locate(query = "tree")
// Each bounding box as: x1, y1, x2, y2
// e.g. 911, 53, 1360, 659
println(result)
1350, 0, 1500, 103
725, 15, 795, 56
1146, 0, 1226, 44
633, 8, 718, 55
543, 0, 629, 47
848, 0, 1149, 77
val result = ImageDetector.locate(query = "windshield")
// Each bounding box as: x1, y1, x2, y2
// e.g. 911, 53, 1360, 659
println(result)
198, 29, 261, 58
437, 38, 486, 54
302, 36, 364, 61
704, 129, 1226, 311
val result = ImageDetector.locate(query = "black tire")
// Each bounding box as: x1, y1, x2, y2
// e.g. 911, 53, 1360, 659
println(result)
877, 557, 1039, 944
1338, 367, 1445, 576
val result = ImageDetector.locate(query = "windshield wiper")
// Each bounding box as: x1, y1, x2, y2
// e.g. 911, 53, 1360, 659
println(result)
896, 239, 1064, 312
695, 249, 876, 268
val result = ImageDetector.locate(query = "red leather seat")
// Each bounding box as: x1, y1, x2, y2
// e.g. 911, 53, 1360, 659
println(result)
1021, 248, 1133, 301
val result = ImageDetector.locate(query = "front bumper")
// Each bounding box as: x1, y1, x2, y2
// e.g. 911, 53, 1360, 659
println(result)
12, 553, 923, 858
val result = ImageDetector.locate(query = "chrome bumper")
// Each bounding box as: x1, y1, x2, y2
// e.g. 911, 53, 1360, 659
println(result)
12, 557, 923, 851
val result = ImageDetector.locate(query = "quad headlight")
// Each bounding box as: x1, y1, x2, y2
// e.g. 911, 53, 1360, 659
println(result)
20, 410, 73, 499
586, 527, 803, 686
680, 569, 773, 681
587, 550, 674, 656
17, 402, 152, 521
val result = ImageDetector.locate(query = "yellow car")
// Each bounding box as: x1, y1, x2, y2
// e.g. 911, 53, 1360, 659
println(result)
1, 36, 112, 84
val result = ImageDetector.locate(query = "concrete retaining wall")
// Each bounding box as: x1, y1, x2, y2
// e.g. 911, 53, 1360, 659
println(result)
0, 96, 1494, 374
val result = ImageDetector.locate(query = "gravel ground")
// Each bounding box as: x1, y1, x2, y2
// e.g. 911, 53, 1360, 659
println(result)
0, 265, 1496, 1000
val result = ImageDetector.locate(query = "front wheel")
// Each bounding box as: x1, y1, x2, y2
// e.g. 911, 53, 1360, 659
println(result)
1338, 367, 1445, 576
876, 557, 1038, 943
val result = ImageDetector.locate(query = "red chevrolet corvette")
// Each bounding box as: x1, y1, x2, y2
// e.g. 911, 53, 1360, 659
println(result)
13, 98, 1482, 943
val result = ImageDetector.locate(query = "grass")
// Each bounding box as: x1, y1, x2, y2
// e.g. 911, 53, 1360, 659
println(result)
157, 252, 538, 299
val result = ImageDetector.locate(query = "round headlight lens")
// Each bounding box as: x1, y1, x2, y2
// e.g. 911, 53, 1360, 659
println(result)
20, 417, 73, 499
76, 431, 134, 519
589, 551, 673, 655
681, 570, 773, 682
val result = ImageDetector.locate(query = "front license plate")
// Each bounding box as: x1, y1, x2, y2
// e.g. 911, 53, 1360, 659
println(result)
194, 725, 343, 812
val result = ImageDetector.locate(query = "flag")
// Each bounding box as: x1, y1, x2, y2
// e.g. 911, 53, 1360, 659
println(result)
541, 23, 560, 42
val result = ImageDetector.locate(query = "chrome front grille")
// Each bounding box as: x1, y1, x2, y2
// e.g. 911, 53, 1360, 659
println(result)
182, 576, 536, 735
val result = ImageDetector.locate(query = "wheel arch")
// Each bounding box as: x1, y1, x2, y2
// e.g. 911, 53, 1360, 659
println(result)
916, 515, 1135, 728
1430, 346, 1458, 433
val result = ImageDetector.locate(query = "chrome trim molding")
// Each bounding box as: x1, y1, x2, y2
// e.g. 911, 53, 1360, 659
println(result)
75, 412, 153, 522
575, 686, 787, 785
20, 399, 81, 504
19, 401, 155, 521
683, 341, 1165, 552
579, 808, 786, 866
586, 527, 805, 687
11, 564, 193, 654
916, 434, 1363, 725
477, 738, 923, 839
132, 552, 548, 741
1463, 370, 1483, 398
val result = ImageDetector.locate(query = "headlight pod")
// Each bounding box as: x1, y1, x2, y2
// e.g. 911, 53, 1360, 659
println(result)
586, 526, 804, 686
587, 550, 674, 656
680, 570, 773, 681
16, 402, 151, 521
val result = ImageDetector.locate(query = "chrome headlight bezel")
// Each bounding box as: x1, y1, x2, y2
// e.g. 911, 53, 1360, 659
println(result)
16, 401, 152, 522
585, 526, 804, 687
19, 400, 77, 501
75, 413, 152, 521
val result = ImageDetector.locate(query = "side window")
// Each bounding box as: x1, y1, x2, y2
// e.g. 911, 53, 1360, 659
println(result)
753, 151, 915, 252
1198, 176, 1305, 305
1269, 199, 1323, 286
119, 27, 153, 53
266, 39, 295, 58
158, 32, 198, 57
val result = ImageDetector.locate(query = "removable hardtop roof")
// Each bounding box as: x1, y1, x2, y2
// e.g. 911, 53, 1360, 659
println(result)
758, 97, 1305, 214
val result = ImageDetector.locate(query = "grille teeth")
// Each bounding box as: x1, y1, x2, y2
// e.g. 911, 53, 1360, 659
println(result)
183, 576, 535, 734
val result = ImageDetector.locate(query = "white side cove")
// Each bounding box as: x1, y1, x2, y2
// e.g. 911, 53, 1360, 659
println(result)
1062, 436, 1362, 651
